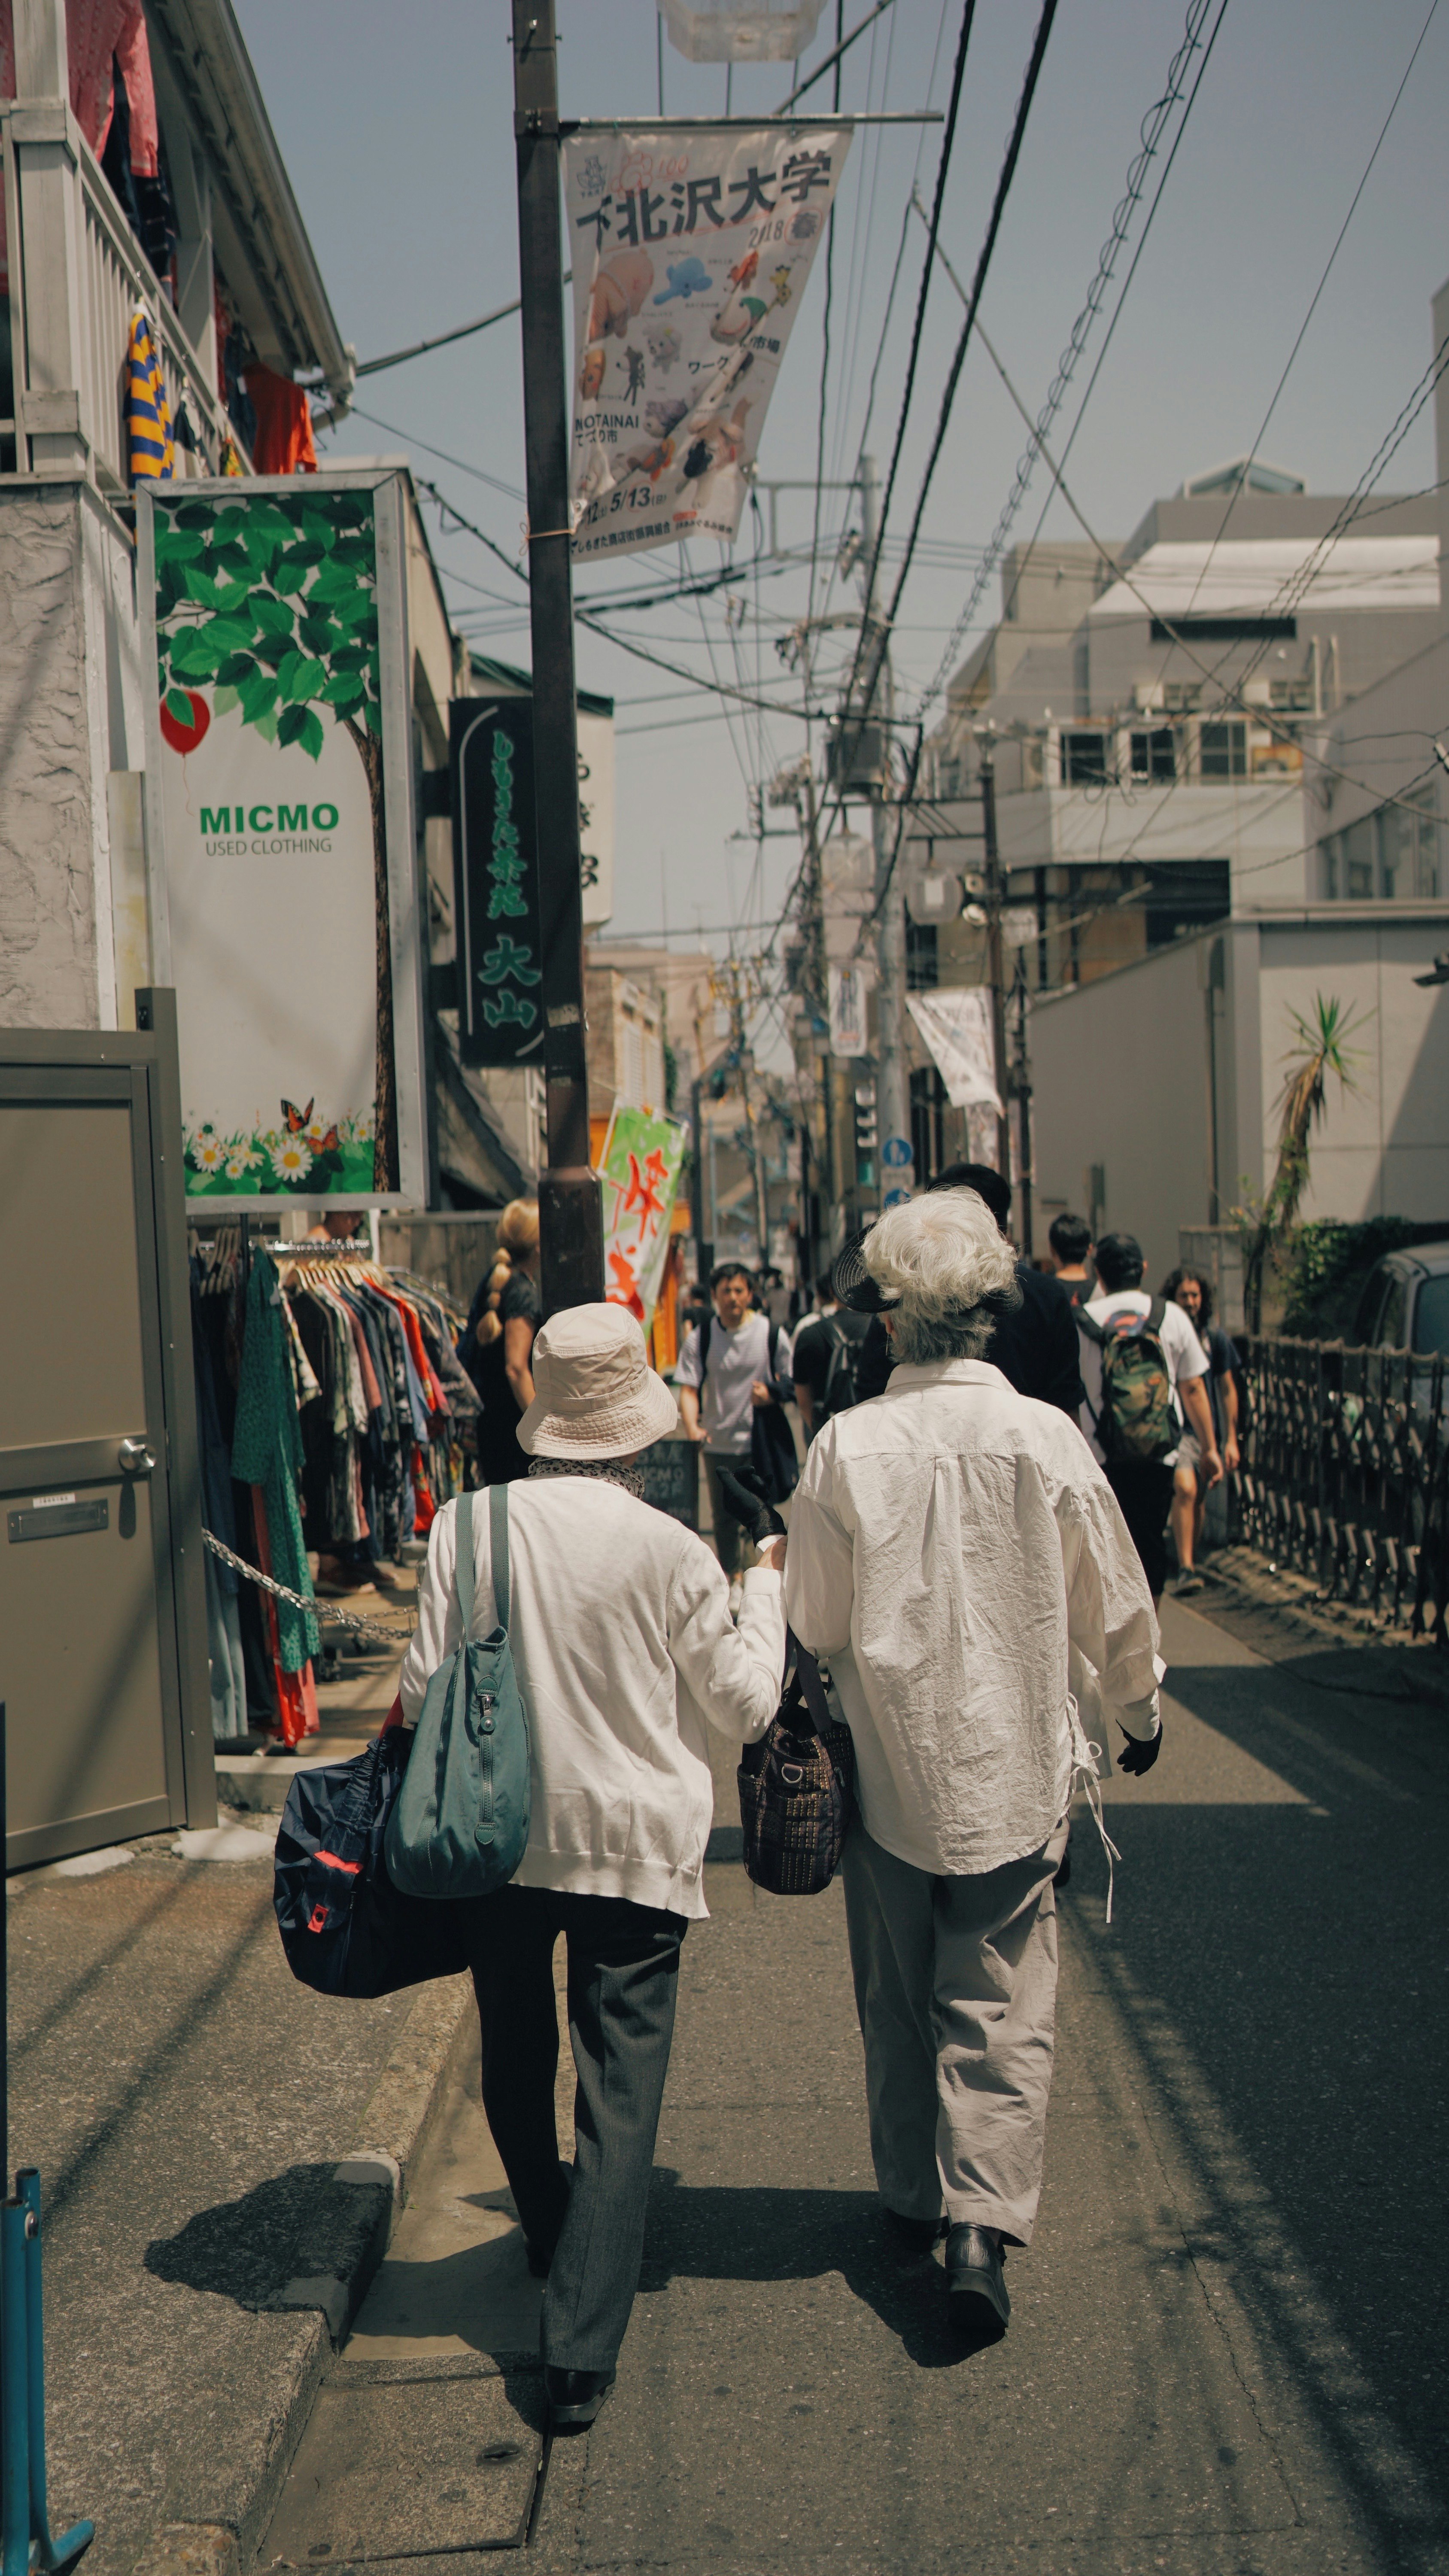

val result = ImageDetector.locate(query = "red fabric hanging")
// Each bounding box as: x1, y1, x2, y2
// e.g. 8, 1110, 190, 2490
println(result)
245, 359, 318, 475
0, 0, 158, 289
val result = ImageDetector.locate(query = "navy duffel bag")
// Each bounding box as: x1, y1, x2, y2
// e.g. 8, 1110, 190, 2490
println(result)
273, 1727, 473, 1999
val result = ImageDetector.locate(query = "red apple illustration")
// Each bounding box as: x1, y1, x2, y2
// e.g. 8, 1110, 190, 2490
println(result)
159, 689, 211, 754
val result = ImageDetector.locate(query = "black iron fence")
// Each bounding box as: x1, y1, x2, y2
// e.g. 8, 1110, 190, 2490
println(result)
1236, 1337, 1449, 1642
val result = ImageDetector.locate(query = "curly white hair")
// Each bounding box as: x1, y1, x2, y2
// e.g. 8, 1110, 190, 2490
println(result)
863, 1187, 1020, 1363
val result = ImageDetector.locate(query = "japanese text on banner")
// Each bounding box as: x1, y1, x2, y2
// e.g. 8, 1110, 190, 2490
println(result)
598, 1106, 689, 1333
564, 125, 851, 564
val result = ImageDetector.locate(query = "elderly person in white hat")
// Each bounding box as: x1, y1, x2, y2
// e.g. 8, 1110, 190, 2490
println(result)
399, 1304, 784, 2427
784, 1190, 1162, 2337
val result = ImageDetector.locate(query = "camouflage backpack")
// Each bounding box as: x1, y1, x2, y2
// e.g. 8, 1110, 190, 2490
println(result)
1076, 1295, 1177, 1461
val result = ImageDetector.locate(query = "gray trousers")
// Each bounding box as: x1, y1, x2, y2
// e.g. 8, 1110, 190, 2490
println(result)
841, 1814, 1068, 2246
470, 1887, 685, 2373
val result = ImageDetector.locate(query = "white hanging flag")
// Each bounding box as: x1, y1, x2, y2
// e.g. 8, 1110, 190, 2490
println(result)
906, 988, 1003, 1114
829, 960, 873, 1057
563, 125, 852, 562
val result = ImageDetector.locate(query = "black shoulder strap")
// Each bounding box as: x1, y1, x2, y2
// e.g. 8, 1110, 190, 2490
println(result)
1075, 1303, 1107, 1347
699, 1312, 713, 1378
1145, 1296, 1168, 1335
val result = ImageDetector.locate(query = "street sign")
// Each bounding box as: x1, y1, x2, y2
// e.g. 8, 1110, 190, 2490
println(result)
453, 698, 545, 1069
883, 1186, 912, 1209
881, 1136, 913, 1169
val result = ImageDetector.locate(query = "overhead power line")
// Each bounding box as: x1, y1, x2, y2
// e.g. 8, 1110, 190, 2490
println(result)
913, 0, 1230, 717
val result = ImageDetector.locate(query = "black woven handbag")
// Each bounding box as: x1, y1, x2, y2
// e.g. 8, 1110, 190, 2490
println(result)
738, 1630, 854, 1896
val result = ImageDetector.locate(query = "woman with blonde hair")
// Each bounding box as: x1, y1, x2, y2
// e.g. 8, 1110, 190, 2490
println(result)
463, 1198, 541, 1484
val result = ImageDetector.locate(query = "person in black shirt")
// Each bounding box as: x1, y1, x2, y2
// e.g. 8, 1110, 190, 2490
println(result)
791, 1271, 872, 1440
465, 1199, 541, 1485
855, 1165, 1084, 1418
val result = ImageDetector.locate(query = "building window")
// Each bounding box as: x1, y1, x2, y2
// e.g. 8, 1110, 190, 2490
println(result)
1130, 726, 1176, 784
1162, 682, 1200, 713
1320, 836, 1339, 899
1379, 787, 1440, 898
1061, 731, 1108, 785
1342, 815, 1375, 899
1200, 720, 1247, 780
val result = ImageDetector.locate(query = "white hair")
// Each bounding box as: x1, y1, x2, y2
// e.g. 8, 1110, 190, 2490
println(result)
864, 1187, 1020, 1364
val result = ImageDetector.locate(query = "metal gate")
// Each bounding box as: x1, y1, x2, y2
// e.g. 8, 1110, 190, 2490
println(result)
0, 992, 215, 1866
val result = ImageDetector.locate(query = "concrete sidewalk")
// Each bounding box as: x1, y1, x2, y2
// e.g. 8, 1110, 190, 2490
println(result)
255, 1590, 1449, 2575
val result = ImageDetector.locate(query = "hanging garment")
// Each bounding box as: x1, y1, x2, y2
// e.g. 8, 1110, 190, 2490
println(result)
230, 1249, 320, 1674
203, 1552, 247, 1743
0, 0, 159, 289
125, 306, 173, 483
245, 359, 318, 474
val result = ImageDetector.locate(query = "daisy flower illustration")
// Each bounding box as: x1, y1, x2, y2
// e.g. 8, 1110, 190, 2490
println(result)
191, 1130, 225, 1173
269, 1136, 313, 1184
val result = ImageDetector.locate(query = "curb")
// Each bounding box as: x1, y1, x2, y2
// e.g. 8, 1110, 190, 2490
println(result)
135, 1972, 474, 2576
1189, 1550, 1449, 1709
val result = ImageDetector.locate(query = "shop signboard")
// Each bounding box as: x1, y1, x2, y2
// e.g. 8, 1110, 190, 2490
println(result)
577, 704, 615, 927
139, 472, 425, 1207
451, 698, 546, 1069
564, 122, 851, 562
598, 1104, 689, 1332
828, 960, 872, 1058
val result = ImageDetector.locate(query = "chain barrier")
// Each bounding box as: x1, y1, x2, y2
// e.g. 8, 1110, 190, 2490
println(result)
201, 1528, 416, 1652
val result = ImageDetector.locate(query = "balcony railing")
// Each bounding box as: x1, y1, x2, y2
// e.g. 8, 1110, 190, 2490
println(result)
0, 97, 245, 492
1236, 1334, 1449, 1643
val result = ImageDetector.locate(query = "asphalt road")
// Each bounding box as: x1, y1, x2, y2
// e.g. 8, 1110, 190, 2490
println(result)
263, 1592, 1449, 2576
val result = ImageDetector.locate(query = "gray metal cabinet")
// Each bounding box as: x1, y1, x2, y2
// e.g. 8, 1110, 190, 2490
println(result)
0, 993, 216, 1865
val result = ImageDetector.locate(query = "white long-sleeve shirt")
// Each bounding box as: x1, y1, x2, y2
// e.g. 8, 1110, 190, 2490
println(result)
784, 1359, 1162, 1877
398, 1479, 784, 1919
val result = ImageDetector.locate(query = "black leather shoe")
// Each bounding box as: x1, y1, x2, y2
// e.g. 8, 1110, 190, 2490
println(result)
945, 2224, 1010, 2332
544, 2366, 615, 2430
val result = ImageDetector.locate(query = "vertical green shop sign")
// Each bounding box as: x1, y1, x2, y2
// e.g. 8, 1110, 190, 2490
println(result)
451, 698, 545, 1068
143, 480, 416, 1203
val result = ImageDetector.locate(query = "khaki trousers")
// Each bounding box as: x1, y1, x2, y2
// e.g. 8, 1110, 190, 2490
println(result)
841, 1813, 1068, 2246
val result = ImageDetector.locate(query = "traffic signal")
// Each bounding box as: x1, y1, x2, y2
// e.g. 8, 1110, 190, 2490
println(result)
854, 1079, 878, 1188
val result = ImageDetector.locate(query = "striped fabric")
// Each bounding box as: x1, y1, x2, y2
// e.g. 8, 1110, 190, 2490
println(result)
125, 306, 174, 483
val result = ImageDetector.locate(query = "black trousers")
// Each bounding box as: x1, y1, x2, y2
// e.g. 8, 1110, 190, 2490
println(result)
1104, 1457, 1175, 1598
468, 1885, 686, 2373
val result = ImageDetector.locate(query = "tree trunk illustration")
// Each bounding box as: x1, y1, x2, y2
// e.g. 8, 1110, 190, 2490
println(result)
342, 715, 398, 1191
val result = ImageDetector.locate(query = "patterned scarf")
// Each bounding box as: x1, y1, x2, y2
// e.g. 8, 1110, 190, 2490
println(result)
526, 1457, 647, 1501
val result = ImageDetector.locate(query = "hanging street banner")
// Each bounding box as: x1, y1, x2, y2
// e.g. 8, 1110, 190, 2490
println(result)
597, 1105, 689, 1332
564, 123, 852, 562
907, 988, 1003, 1113
139, 472, 425, 1207
451, 698, 545, 1068
829, 959, 873, 1058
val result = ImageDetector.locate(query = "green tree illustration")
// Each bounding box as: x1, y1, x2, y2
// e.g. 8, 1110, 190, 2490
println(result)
153, 489, 397, 1189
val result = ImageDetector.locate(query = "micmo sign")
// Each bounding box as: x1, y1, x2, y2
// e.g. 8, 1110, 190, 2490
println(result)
200, 801, 341, 853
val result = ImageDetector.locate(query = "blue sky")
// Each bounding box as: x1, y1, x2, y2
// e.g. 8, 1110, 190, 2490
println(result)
237, 0, 1449, 983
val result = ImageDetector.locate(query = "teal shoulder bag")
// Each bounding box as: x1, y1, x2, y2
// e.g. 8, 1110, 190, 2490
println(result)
384, 1486, 532, 1899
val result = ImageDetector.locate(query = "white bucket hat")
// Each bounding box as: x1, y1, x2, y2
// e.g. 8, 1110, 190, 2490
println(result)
515, 1302, 680, 1459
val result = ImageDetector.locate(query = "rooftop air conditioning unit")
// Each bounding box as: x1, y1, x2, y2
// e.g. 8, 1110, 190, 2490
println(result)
1133, 681, 1165, 713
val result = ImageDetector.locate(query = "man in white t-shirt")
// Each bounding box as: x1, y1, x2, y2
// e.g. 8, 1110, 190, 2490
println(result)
1076, 1231, 1221, 1603
677, 1262, 794, 1594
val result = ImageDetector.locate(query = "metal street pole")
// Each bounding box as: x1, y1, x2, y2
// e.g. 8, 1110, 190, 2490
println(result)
1013, 952, 1034, 1258
858, 454, 909, 1191
512, 0, 602, 1313
979, 745, 1013, 1188
799, 759, 838, 1254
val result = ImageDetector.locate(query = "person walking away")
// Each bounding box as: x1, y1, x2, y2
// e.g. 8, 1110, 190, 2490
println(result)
856, 1163, 1084, 1418
677, 1262, 795, 1607
784, 1191, 1162, 2336
398, 1306, 785, 2428
1076, 1233, 1221, 1605
1160, 1266, 1240, 1593
464, 1199, 541, 1486
1047, 1212, 1095, 1306
792, 1269, 871, 1441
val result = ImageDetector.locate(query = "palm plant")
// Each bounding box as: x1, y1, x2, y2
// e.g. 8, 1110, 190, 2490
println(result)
1242, 994, 1368, 1331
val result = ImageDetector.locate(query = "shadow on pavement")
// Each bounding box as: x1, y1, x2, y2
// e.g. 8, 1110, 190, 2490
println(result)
1072, 1641, 1449, 2573
145, 2160, 383, 2309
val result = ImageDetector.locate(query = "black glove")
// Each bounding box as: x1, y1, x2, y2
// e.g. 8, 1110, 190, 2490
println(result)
716, 1464, 785, 1546
1117, 1718, 1163, 1777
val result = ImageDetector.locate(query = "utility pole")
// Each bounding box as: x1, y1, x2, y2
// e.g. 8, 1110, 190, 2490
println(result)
799, 759, 838, 1258
979, 743, 1013, 1189
857, 454, 910, 1198
1012, 952, 1034, 1258
512, 0, 602, 1313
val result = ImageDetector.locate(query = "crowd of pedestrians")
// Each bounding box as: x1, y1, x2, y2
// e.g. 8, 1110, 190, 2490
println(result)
399, 1177, 1240, 2430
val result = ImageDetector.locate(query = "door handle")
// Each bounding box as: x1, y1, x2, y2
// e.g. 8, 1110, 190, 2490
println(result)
118, 1437, 156, 1475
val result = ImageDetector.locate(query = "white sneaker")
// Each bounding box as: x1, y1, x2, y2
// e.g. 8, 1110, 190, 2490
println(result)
728, 1577, 744, 1619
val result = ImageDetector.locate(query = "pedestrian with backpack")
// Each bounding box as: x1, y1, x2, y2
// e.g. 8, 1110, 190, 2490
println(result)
1076, 1232, 1221, 1604
395, 1305, 786, 2430
791, 1270, 871, 1440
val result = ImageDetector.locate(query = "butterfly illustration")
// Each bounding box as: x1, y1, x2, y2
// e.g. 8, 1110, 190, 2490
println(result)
281, 1097, 315, 1133
313, 1124, 340, 1154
